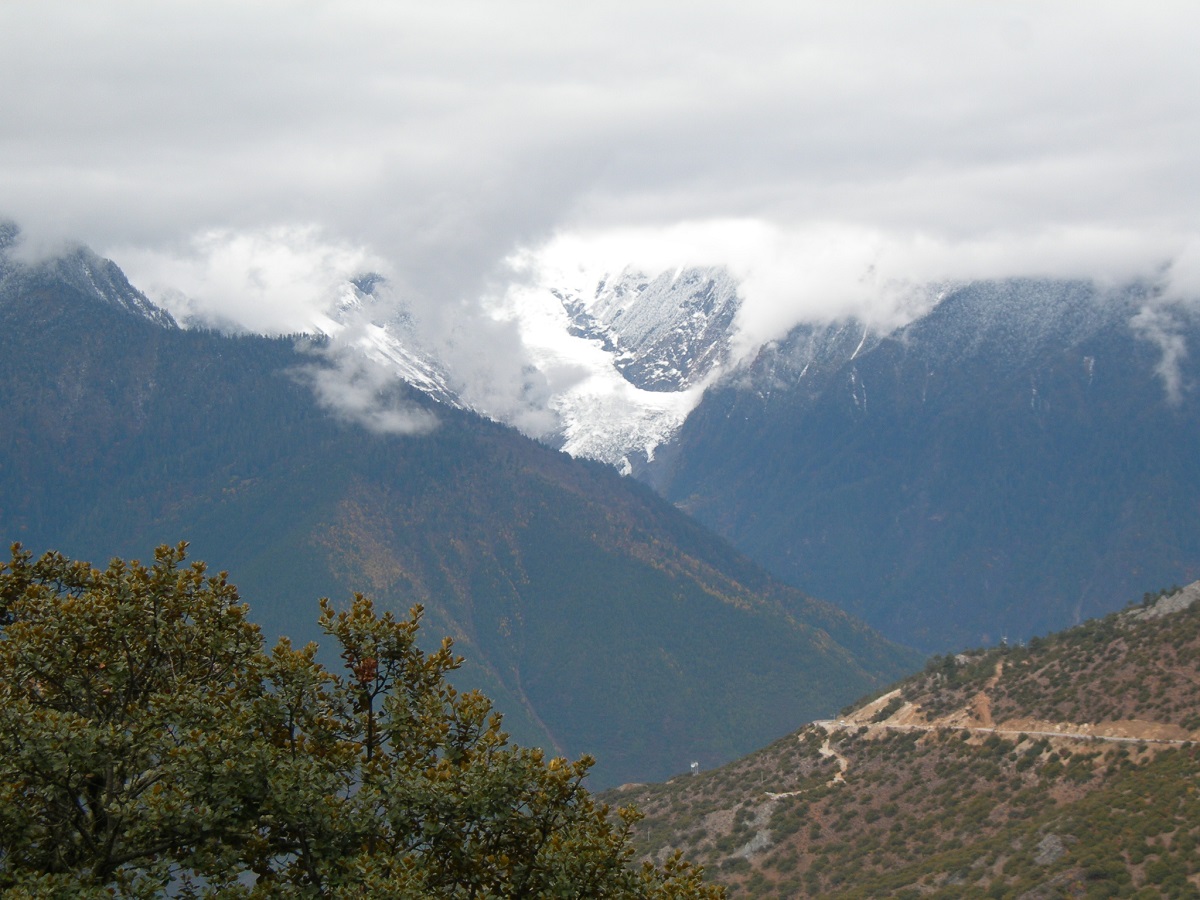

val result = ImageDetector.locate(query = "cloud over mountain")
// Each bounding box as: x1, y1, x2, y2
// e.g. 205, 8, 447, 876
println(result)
4, 2, 1200, 422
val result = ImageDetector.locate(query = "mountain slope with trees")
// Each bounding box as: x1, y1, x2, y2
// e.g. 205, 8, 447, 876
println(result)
608, 583, 1200, 897
647, 279, 1200, 651
0, 230, 918, 788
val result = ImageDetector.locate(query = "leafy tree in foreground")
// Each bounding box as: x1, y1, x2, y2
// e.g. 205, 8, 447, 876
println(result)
0, 543, 722, 898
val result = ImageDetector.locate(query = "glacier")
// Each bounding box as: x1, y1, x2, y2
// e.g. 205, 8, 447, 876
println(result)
493, 266, 741, 471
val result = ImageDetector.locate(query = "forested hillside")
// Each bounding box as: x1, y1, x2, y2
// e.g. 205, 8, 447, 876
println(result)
649, 280, 1200, 652
0, 236, 918, 787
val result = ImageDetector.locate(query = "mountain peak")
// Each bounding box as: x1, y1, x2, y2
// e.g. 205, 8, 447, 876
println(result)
557, 265, 741, 393
0, 226, 177, 329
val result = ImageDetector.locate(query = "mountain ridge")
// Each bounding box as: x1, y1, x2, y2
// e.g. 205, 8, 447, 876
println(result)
33, 226, 1197, 657
556, 266, 740, 393
0, 221, 176, 328
322, 261, 1200, 655
0, 233, 918, 788
646, 277, 1200, 650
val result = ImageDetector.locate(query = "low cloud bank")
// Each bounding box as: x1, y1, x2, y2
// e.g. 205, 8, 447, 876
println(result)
114, 226, 381, 335
112, 217, 1200, 436
517, 219, 1200, 362
300, 341, 440, 436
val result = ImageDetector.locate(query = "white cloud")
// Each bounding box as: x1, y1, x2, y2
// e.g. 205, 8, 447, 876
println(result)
114, 227, 384, 334
1162, 239, 1200, 302
5, 3, 1199, 259
3, 1, 1200, 423
514, 219, 1187, 365
1131, 304, 1191, 406
300, 343, 440, 435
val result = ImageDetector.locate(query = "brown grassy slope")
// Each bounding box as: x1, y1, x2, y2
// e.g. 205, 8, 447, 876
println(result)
605, 585, 1200, 898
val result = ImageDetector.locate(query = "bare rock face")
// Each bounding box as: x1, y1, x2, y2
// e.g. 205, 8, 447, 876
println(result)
1128, 581, 1200, 620
557, 266, 741, 393
1033, 833, 1068, 866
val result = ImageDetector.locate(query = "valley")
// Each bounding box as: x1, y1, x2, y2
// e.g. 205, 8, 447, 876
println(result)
5, 224, 1200, 893
0, 228, 917, 789
306, 254, 1200, 655
6, 8, 1200, 895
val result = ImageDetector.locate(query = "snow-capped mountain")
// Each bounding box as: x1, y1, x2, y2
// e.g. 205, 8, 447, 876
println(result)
0, 221, 176, 329
295, 266, 733, 466
13, 220, 1200, 662
646, 277, 1200, 651
893, 279, 1137, 370
308, 273, 461, 408
554, 267, 740, 392
1, 223, 732, 472
495, 266, 744, 472
0, 230, 917, 789
723, 280, 1141, 415
731, 318, 883, 401
331, 263, 1200, 652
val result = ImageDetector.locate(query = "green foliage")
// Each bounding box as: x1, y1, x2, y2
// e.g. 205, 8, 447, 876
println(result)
0, 270, 918, 790
870, 696, 904, 723
0, 544, 723, 898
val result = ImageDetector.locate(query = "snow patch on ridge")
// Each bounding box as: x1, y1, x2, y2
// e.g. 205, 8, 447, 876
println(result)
554, 267, 741, 392
554, 380, 706, 474
495, 268, 739, 469
309, 279, 459, 407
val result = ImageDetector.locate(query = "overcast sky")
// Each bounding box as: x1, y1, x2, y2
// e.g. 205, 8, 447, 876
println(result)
4, 1, 1200, 350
